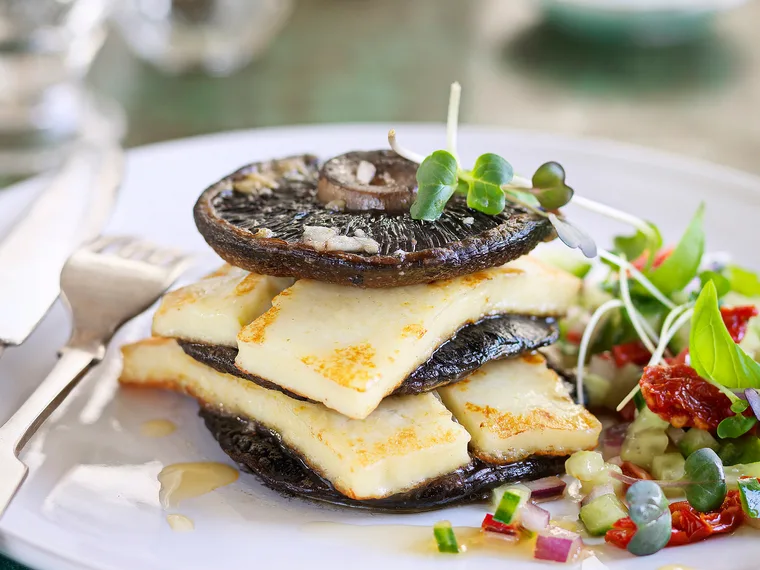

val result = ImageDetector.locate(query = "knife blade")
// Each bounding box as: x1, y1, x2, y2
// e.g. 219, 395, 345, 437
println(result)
0, 142, 123, 347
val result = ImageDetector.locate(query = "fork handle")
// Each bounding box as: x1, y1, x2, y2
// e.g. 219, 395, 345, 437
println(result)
0, 347, 96, 454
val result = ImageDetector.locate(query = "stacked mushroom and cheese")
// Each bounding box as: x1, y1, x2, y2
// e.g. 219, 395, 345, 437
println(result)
120, 151, 601, 510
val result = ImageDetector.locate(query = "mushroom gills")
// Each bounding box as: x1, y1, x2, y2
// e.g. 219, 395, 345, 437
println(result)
177, 313, 558, 401
194, 153, 553, 287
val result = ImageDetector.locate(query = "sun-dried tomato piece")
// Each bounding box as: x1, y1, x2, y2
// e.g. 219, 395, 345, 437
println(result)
639, 364, 734, 431
612, 341, 651, 368
606, 491, 744, 550
721, 305, 759, 344
632, 247, 674, 272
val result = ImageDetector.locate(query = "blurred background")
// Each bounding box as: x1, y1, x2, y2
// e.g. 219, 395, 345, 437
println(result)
1, 0, 759, 186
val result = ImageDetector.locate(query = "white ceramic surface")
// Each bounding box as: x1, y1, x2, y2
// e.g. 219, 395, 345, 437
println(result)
1, 124, 760, 570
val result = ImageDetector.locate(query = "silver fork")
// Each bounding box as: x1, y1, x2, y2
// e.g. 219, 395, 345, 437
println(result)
0, 236, 191, 517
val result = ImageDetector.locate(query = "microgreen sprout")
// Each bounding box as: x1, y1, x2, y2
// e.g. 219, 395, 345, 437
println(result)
575, 299, 624, 407
625, 481, 672, 556
683, 448, 727, 512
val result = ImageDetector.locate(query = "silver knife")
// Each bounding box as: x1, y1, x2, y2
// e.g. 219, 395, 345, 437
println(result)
0, 142, 123, 348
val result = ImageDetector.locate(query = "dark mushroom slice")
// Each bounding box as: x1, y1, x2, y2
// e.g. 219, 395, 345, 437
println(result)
317, 150, 418, 213
177, 314, 558, 401
194, 154, 553, 288
201, 407, 567, 513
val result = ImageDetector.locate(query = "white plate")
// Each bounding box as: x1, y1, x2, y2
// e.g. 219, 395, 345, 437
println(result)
2, 124, 760, 570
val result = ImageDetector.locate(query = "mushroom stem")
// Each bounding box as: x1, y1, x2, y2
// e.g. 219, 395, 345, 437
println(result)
446, 81, 461, 161
388, 129, 425, 164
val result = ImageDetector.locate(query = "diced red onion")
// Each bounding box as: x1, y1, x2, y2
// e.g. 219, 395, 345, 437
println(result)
534, 526, 582, 563
524, 476, 567, 501
602, 433, 624, 460
581, 483, 614, 507
607, 455, 623, 466
609, 468, 683, 488
745, 389, 760, 421
520, 502, 550, 532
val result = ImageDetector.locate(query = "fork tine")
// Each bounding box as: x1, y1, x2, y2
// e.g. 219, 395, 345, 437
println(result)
146, 247, 185, 266
86, 235, 131, 254
116, 239, 157, 261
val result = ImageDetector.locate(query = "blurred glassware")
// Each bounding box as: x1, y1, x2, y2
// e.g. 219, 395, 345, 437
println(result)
113, 0, 293, 76
0, 0, 120, 178
539, 0, 748, 46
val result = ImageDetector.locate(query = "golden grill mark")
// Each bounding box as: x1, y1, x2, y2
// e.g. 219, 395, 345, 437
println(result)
401, 323, 427, 339
240, 306, 280, 344
464, 403, 599, 439
300, 343, 377, 389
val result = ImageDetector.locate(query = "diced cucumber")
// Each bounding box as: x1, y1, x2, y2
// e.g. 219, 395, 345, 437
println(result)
719, 441, 745, 466
678, 428, 720, 457
579, 494, 629, 536
629, 408, 669, 435
726, 462, 760, 488
719, 437, 760, 466
492, 484, 530, 524
580, 464, 624, 497
603, 364, 643, 410
565, 451, 605, 481
621, 431, 669, 470
583, 373, 611, 408
433, 521, 460, 553
651, 453, 686, 481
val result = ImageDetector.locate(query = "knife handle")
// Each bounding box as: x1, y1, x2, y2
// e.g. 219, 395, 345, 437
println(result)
0, 346, 96, 516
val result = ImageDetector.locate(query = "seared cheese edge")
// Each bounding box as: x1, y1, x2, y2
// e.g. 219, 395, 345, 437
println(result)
120, 338, 472, 500
236, 256, 581, 419
438, 355, 601, 463
152, 264, 293, 347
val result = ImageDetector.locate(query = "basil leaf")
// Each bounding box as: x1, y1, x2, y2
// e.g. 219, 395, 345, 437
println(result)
648, 204, 705, 295
728, 265, 760, 297
410, 150, 459, 221
684, 448, 727, 512
466, 153, 512, 215
717, 414, 757, 439
700, 270, 731, 299
614, 223, 663, 266
690, 280, 760, 389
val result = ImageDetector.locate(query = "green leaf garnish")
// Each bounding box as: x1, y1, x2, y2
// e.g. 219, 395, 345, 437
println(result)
647, 203, 705, 295
464, 153, 513, 215
614, 223, 663, 268
699, 270, 731, 299
728, 265, 760, 297
625, 481, 672, 557
690, 280, 760, 391
717, 402, 757, 439
683, 448, 727, 512
410, 151, 459, 221
531, 161, 574, 210
738, 477, 760, 518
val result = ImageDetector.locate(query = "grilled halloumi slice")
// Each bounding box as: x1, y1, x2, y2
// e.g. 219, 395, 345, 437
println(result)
120, 338, 472, 500
438, 354, 601, 463
152, 264, 292, 347
236, 256, 581, 419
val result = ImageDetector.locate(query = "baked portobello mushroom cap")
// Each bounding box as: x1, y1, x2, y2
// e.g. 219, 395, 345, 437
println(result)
201, 407, 567, 513
194, 152, 554, 288
178, 314, 558, 402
